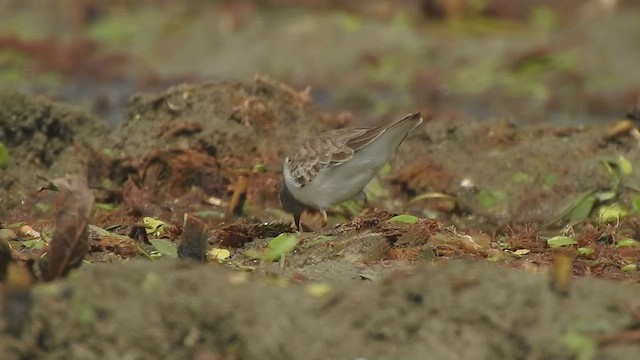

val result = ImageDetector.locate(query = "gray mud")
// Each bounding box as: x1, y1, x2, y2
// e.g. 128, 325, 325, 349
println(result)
1, 260, 639, 360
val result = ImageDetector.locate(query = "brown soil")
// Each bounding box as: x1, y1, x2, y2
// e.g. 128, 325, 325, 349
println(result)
0, 91, 108, 217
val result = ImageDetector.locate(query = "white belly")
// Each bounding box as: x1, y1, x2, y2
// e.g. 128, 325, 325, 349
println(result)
294, 163, 376, 209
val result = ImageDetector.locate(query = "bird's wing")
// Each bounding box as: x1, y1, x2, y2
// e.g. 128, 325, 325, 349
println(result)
286, 127, 383, 187
286, 112, 422, 188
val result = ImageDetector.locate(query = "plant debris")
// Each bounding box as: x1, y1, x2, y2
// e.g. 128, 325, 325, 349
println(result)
178, 214, 209, 262
35, 176, 94, 282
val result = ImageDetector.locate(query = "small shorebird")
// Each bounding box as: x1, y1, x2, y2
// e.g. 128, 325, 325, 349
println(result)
279, 112, 423, 231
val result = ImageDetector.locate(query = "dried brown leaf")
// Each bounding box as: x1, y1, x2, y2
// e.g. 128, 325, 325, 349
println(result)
211, 221, 292, 248
43, 176, 94, 281
89, 225, 139, 257
178, 214, 209, 262
227, 175, 249, 217
123, 178, 160, 217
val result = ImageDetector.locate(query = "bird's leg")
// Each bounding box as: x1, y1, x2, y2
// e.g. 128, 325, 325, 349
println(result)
355, 190, 369, 208
320, 209, 328, 228
355, 190, 371, 217
293, 212, 302, 232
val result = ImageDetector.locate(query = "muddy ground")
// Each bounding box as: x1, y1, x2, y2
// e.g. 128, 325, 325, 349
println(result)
3, 260, 640, 360
1, 76, 639, 359
2, 1, 640, 359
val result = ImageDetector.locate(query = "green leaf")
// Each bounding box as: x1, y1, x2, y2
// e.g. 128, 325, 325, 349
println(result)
95, 203, 117, 211
621, 264, 637, 272
615, 238, 639, 248
632, 196, 640, 214
547, 236, 577, 248
252, 163, 267, 173
7, 222, 25, 229
577, 247, 594, 256
337, 199, 364, 216
267, 233, 299, 255
34, 202, 53, 214
306, 283, 332, 297
101, 178, 114, 190
387, 214, 419, 224
22, 238, 46, 249
149, 239, 178, 258
378, 163, 392, 177
618, 155, 633, 176
0, 142, 9, 169
247, 233, 300, 262
569, 194, 597, 224
547, 189, 597, 227
598, 204, 628, 223
596, 191, 616, 202
87, 13, 138, 43
601, 158, 621, 186
143, 217, 168, 236
476, 189, 502, 208
542, 173, 558, 188
562, 332, 597, 360
208, 248, 231, 262
301, 235, 334, 249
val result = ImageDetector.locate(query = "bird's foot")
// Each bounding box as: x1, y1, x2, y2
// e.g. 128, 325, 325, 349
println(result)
293, 213, 302, 232
320, 209, 328, 228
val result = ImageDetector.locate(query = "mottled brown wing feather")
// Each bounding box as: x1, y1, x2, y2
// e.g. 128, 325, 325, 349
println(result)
344, 112, 420, 152
344, 124, 387, 152
287, 126, 387, 187
286, 112, 422, 188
